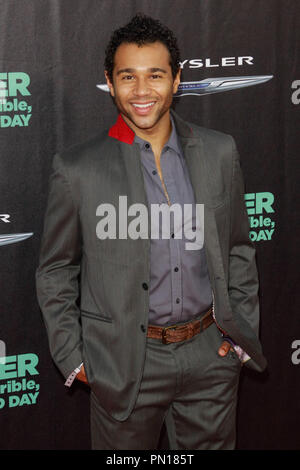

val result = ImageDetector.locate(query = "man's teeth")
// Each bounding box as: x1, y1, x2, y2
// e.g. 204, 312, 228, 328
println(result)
132, 102, 155, 108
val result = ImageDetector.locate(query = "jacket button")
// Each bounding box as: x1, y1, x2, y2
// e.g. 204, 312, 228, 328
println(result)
140, 324, 146, 332
142, 283, 148, 290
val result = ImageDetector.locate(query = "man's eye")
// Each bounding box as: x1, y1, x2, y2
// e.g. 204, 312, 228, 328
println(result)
122, 75, 134, 80
151, 74, 162, 79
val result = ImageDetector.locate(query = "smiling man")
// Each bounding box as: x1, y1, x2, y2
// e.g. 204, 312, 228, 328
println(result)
36, 14, 266, 450
105, 41, 179, 150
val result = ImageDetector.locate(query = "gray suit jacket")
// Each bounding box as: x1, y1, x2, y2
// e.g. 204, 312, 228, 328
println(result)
36, 110, 267, 421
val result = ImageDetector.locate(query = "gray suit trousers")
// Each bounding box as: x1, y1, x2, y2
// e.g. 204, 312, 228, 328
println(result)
90, 319, 242, 450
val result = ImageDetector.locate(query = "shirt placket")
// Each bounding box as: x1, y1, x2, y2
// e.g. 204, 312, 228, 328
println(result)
160, 147, 183, 323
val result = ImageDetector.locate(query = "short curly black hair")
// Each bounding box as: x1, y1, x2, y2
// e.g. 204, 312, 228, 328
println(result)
104, 13, 181, 81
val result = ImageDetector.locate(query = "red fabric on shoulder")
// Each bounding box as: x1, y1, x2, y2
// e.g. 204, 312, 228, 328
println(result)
108, 114, 135, 144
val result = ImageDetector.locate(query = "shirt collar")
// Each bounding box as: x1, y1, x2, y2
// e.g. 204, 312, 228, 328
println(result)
108, 110, 194, 145
134, 115, 181, 155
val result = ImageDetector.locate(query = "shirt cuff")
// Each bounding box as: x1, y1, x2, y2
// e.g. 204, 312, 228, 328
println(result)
64, 362, 83, 387
222, 336, 251, 363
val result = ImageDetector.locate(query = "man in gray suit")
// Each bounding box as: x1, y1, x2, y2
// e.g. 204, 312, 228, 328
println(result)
36, 14, 267, 450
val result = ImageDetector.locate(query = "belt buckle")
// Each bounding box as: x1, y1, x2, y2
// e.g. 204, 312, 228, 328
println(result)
162, 325, 177, 344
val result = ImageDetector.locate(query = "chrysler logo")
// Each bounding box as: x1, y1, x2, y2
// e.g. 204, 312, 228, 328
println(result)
0, 233, 33, 246
97, 75, 273, 96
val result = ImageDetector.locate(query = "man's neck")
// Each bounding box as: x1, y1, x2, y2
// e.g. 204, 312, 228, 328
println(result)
122, 111, 172, 156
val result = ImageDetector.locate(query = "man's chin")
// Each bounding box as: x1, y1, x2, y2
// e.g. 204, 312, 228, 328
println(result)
122, 112, 164, 133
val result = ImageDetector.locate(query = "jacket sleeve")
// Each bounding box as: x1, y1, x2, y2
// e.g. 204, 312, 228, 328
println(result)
228, 137, 260, 337
35, 153, 83, 379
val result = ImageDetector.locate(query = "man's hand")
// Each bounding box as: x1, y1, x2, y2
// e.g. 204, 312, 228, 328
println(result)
218, 340, 234, 357
76, 364, 88, 384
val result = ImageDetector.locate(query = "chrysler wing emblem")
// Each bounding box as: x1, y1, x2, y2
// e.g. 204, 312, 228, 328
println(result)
174, 75, 273, 96
97, 75, 273, 96
0, 232, 33, 246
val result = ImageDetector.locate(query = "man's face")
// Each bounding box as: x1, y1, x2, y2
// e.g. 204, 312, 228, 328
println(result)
105, 41, 181, 134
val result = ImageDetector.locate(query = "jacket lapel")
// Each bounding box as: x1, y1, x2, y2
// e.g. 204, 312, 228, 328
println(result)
121, 140, 151, 239
172, 111, 227, 283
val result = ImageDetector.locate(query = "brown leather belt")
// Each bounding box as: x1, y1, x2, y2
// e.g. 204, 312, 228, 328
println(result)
147, 308, 214, 344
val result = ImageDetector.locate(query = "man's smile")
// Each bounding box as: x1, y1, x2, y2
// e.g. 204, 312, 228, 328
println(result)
131, 101, 156, 115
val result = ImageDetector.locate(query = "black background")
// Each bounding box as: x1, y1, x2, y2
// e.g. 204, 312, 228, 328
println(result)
0, 0, 299, 449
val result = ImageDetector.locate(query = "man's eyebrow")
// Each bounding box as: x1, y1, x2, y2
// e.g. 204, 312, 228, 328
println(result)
149, 67, 168, 74
116, 67, 168, 76
116, 68, 135, 76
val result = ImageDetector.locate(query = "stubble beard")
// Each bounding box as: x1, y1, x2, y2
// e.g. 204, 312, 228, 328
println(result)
114, 92, 174, 133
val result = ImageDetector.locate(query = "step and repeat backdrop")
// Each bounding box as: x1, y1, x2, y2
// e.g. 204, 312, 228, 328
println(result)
0, 0, 299, 450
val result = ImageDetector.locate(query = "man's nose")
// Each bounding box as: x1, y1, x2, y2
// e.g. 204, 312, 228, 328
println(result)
133, 77, 150, 96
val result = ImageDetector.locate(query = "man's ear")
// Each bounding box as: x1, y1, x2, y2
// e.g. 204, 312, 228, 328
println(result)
172, 68, 181, 95
104, 71, 115, 97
